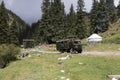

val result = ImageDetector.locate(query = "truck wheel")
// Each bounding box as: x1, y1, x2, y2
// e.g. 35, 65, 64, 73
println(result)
67, 49, 70, 53
77, 50, 82, 53
60, 49, 64, 53
0, 61, 6, 68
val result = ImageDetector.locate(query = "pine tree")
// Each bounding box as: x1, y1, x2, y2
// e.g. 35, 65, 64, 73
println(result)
117, 0, 120, 18
38, 0, 66, 43
76, 0, 87, 39
8, 20, 19, 45
67, 4, 76, 37
39, 0, 52, 43
48, 0, 66, 42
90, 0, 99, 33
0, 1, 9, 44
41, 0, 50, 19
98, 0, 109, 32
30, 21, 40, 45
90, 0, 109, 33
106, 0, 114, 7
84, 14, 91, 36
106, 0, 117, 22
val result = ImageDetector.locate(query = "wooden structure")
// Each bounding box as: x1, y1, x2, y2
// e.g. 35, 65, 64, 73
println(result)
23, 39, 34, 48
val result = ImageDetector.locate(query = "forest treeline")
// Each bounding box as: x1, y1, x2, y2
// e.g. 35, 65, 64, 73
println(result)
31, 0, 120, 44
0, 1, 29, 45
0, 0, 120, 46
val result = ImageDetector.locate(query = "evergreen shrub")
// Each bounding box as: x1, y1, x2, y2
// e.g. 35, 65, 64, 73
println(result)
0, 44, 20, 68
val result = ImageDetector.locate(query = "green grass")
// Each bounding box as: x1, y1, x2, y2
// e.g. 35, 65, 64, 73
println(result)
83, 43, 120, 52
35, 43, 120, 52
0, 53, 120, 80
103, 33, 120, 43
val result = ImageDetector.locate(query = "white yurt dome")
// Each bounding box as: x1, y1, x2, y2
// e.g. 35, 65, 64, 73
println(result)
87, 34, 102, 42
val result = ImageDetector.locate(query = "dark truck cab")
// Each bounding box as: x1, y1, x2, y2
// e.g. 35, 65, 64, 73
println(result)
56, 38, 82, 53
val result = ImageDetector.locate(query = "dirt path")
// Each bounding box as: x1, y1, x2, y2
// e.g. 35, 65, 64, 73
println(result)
37, 51, 120, 56
22, 48, 120, 56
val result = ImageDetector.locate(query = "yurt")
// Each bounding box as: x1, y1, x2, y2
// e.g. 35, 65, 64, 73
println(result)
87, 34, 102, 42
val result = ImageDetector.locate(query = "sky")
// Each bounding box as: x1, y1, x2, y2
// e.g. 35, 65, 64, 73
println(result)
0, 0, 119, 25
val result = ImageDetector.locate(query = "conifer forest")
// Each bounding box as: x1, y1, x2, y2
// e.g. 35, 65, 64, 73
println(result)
0, 0, 120, 45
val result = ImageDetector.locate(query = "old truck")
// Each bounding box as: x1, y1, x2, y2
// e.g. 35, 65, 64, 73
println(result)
56, 38, 82, 53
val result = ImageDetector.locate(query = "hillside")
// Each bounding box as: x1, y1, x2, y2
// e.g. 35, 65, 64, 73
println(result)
6, 9, 29, 44
100, 19, 120, 43
7, 10, 27, 27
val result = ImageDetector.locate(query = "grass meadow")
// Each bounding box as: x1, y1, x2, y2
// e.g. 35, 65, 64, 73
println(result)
0, 53, 120, 80
83, 43, 120, 52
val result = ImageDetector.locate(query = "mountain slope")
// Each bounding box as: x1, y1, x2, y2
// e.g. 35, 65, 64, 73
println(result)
7, 10, 29, 44
0, 1, 30, 45
100, 19, 120, 43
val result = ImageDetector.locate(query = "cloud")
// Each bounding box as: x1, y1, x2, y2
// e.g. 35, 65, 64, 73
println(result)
0, 0, 1, 1
114, 0, 119, 6
5, 0, 14, 6
5, 0, 42, 25
2, 0, 92, 25
1, 0, 119, 25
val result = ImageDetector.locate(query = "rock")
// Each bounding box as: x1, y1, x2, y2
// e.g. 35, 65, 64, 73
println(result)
78, 62, 83, 65
60, 76, 65, 79
28, 55, 31, 57
66, 78, 70, 80
60, 70, 65, 73
112, 77, 118, 80
58, 55, 70, 60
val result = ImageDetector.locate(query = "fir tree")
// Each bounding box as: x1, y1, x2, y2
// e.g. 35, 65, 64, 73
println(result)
117, 0, 120, 18
76, 0, 87, 39
38, 0, 66, 43
0, 1, 9, 44
90, 0, 109, 33
67, 4, 76, 37
8, 20, 19, 45
48, 0, 66, 42
39, 0, 52, 43
41, 0, 50, 19
106, 0, 117, 22
90, 0, 99, 33
98, 0, 109, 32
106, 0, 114, 7
30, 21, 40, 45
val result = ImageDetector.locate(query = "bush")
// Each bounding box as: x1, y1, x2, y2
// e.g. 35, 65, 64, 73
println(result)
0, 44, 20, 68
